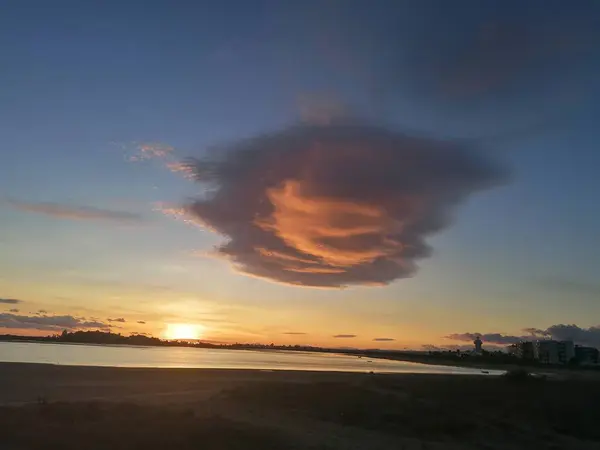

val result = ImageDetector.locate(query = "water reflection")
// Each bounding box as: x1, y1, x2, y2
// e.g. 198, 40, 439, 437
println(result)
0, 342, 503, 375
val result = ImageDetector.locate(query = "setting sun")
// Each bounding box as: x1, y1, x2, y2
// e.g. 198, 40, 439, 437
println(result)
164, 323, 205, 341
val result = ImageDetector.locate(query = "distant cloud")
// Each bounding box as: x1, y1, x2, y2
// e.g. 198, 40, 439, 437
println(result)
297, 93, 350, 125
545, 324, 600, 347
423, 343, 475, 352
373, 337, 395, 342
37, 309, 48, 315
447, 324, 600, 348
522, 327, 549, 337
438, 21, 587, 98
6, 200, 143, 223
9, 308, 19, 313
108, 318, 126, 323
0, 298, 22, 305
283, 332, 307, 335
333, 334, 357, 338
422, 344, 441, 351
174, 122, 506, 288
534, 276, 600, 297
0, 313, 109, 331
445, 332, 522, 345
137, 320, 146, 324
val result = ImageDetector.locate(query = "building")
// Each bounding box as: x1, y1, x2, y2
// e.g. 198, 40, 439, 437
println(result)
534, 340, 574, 365
473, 336, 482, 354
508, 341, 535, 360
557, 340, 575, 364
533, 340, 557, 364
510, 339, 589, 365
575, 346, 599, 365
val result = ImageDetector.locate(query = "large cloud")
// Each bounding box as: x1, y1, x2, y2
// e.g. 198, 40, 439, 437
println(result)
178, 123, 506, 288
0, 313, 109, 332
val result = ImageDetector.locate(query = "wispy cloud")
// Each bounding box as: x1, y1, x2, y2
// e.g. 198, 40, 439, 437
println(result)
128, 142, 174, 162
0, 313, 109, 331
107, 317, 126, 323
283, 331, 307, 335
373, 337, 395, 342
6, 200, 144, 223
0, 298, 22, 305
333, 334, 357, 338
137, 320, 146, 324
533, 276, 600, 297
71, 278, 174, 292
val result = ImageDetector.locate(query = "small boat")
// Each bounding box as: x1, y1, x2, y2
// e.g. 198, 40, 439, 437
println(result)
481, 370, 489, 374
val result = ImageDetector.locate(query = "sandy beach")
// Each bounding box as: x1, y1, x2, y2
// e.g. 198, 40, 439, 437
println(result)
1, 363, 600, 449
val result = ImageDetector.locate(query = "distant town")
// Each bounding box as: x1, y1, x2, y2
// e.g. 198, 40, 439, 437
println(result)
1, 331, 598, 369
507, 338, 599, 366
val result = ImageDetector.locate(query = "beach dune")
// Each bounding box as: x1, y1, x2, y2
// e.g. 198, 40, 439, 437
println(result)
1, 363, 600, 449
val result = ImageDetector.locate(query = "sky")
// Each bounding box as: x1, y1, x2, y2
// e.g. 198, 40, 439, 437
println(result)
1, 1, 600, 350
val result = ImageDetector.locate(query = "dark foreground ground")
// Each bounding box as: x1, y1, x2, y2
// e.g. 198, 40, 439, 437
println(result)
1, 363, 600, 450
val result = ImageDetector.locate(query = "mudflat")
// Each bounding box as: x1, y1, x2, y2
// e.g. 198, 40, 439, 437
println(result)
1, 362, 599, 449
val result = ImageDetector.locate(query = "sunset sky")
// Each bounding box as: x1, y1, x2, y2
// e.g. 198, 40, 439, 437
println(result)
2, 1, 600, 349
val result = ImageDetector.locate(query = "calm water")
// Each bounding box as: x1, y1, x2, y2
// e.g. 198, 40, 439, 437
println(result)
0, 342, 503, 375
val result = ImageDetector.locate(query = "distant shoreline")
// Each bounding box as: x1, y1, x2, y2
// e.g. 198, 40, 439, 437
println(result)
2, 337, 598, 377
1, 339, 157, 349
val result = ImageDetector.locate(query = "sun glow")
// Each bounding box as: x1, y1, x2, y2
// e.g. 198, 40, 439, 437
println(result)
164, 323, 205, 340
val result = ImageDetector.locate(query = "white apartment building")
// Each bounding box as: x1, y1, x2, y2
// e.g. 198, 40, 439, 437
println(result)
533, 340, 575, 364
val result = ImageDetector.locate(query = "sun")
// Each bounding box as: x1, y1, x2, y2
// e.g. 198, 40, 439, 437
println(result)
164, 323, 204, 341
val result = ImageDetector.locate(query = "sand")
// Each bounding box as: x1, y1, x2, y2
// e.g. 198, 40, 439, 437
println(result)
1, 362, 600, 449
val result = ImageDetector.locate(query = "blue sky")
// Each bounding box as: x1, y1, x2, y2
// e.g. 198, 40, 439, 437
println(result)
1, 1, 600, 348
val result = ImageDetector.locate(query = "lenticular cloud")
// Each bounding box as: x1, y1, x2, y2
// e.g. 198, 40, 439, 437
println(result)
176, 122, 506, 288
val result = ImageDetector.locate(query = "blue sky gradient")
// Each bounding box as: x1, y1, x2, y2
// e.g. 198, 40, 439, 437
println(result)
1, 1, 599, 347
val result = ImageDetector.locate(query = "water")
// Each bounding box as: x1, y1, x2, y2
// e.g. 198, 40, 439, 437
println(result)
0, 342, 503, 375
